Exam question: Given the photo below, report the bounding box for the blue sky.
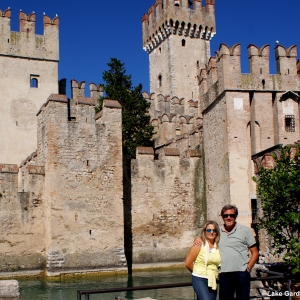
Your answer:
[1,0,300,97]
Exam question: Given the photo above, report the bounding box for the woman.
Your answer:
[185,221,221,300]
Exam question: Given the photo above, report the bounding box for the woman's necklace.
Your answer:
[207,240,216,253]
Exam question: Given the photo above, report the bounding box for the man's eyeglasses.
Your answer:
[222,214,236,218]
[206,229,217,233]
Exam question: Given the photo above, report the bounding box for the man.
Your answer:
[195,205,259,300]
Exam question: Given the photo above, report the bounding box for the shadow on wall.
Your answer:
[123,156,133,274]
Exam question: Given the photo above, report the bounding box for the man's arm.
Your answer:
[247,244,259,271]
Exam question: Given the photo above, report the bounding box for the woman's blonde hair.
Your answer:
[200,220,220,247]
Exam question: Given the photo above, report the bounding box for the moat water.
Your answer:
[19,268,196,300]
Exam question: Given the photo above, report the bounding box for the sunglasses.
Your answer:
[222,214,236,218]
[206,229,217,233]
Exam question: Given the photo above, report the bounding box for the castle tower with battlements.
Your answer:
[199,43,300,227]
[0,8,59,164]
[142,0,215,103]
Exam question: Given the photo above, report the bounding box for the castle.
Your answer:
[0,1,299,277]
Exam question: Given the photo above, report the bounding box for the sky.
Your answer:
[1,0,300,97]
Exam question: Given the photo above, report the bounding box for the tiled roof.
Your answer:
[137,147,154,155]
[95,110,103,120]
[103,100,122,109]
[0,164,18,173]
[28,166,45,175]
[188,150,202,157]
[164,148,179,156]
[75,97,96,106]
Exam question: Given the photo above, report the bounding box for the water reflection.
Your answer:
[19,269,196,300]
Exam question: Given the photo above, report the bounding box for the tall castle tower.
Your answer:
[142,0,215,103]
[0,8,59,164]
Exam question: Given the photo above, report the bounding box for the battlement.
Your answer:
[143,91,200,119]
[199,43,300,112]
[71,79,103,104]
[136,146,201,160]
[142,91,202,147]
[0,8,59,61]
[142,0,215,52]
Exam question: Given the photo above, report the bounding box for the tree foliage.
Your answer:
[96,58,154,159]
[253,146,300,275]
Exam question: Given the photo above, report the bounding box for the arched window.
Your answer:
[182,39,186,47]
[30,78,38,88]
[174,0,180,7]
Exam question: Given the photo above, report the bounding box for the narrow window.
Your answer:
[158,75,162,87]
[159,47,161,53]
[285,115,295,132]
[251,199,258,224]
[30,78,38,88]
[182,39,186,47]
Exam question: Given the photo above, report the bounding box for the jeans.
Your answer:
[219,271,250,300]
[192,276,217,300]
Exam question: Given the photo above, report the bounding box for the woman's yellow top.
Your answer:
[192,243,221,290]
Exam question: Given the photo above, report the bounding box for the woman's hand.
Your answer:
[185,245,201,273]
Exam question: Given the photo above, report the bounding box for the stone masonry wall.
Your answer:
[0,96,125,276]
[202,94,230,222]
[35,97,125,275]
[131,147,204,265]
[200,43,300,228]
[0,10,59,164]
[0,164,45,273]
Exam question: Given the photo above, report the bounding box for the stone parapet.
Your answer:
[0,9,59,61]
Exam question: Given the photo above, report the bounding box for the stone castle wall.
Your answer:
[0,164,45,272]
[0,95,125,275]
[131,146,205,265]
[199,43,300,226]
[0,9,59,164]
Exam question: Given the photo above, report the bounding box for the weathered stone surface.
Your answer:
[131,149,205,265]
[0,280,19,299]
[199,42,300,237]
[0,98,125,275]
